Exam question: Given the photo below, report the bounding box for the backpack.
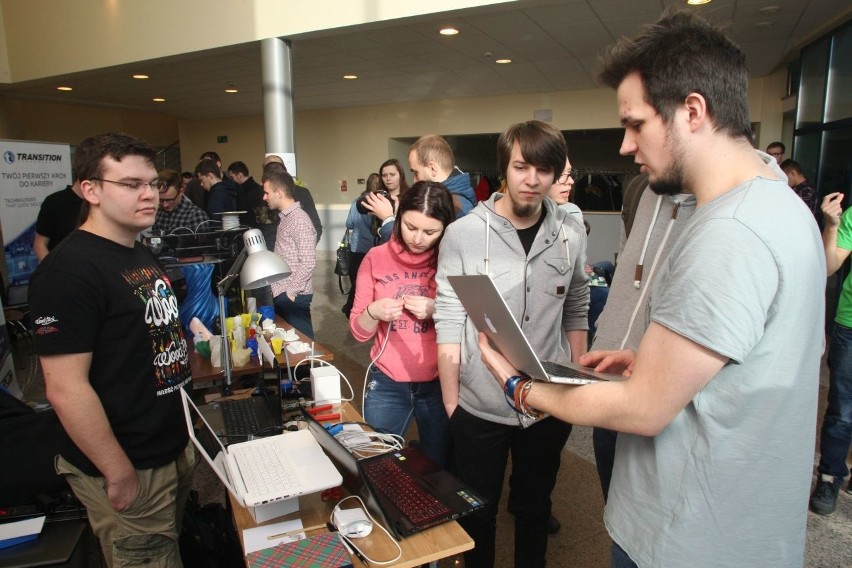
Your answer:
[179,490,244,568]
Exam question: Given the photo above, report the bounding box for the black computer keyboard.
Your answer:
[221,398,267,437]
[361,458,450,525]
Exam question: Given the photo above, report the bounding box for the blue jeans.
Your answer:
[363,366,451,469]
[611,542,639,568]
[273,293,314,339]
[817,322,852,479]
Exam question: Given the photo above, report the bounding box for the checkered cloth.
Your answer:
[246,532,353,568]
[270,202,316,299]
[153,196,209,234]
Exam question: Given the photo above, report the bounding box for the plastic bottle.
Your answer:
[246,328,258,357]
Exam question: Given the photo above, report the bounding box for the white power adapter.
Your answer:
[310,365,342,404]
[332,506,373,538]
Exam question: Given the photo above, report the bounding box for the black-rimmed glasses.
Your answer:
[557,169,581,184]
[91,177,165,192]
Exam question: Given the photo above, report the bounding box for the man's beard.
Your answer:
[512,202,539,218]
[649,127,686,196]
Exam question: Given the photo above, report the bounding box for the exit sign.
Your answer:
[217,135,228,143]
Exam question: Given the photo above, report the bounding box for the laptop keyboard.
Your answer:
[541,360,603,382]
[222,398,269,437]
[229,442,298,497]
[361,458,450,525]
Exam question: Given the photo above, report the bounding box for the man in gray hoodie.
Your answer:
[434,120,589,568]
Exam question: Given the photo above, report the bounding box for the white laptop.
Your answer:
[447,274,623,385]
[181,389,341,508]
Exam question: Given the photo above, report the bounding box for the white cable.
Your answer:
[328,495,402,566]
[361,327,392,423]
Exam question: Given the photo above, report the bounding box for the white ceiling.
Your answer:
[1,0,850,120]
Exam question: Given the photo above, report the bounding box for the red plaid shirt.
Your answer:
[270,202,316,299]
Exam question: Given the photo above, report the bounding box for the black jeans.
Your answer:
[342,251,367,318]
[592,427,618,502]
[451,406,571,568]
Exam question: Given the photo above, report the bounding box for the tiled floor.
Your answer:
[12,254,851,567]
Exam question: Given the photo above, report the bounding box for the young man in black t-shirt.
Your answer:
[33,180,84,261]
[30,132,194,567]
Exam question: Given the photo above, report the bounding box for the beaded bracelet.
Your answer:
[517,379,543,419]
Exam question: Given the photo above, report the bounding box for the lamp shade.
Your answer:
[239,229,291,289]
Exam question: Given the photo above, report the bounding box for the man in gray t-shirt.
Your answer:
[476,12,824,567]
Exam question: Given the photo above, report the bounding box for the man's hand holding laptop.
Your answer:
[476,332,635,389]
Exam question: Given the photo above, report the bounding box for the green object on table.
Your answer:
[195,340,211,359]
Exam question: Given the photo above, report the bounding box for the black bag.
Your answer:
[179,490,243,568]
[0,389,70,507]
[334,230,352,295]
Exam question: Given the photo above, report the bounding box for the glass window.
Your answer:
[818,127,852,204]
[797,36,830,129]
[825,24,852,123]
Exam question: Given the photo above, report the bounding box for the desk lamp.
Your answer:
[217,229,290,395]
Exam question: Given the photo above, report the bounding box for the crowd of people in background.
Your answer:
[22,9,851,568]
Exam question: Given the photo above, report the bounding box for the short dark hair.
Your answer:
[199,151,221,163]
[767,142,786,154]
[780,159,803,175]
[496,120,567,182]
[393,181,455,256]
[74,132,156,182]
[227,161,249,177]
[410,135,454,172]
[262,162,287,177]
[597,10,751,140]
[181,171,193,180]
[157,169,181,192]
[261,169,295,198]
[379,158,409,195]
[196,159,221,178]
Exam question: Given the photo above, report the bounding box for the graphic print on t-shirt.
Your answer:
[122,267,191,395]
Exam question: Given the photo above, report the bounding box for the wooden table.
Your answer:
[188,317,334,387]
[228,402,473,567]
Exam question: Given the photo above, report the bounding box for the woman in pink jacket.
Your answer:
[349,181,455,468]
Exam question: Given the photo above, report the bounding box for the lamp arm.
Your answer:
[216,245,249,396]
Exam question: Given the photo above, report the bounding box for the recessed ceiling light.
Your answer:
[439,27,459,36]
[686,0,712,5]
[343,74,358,80]
[225,88,239,93]
[495,58,512,64]
[57,86,73,91]
[132,74,149,80]
[152,98,166,102]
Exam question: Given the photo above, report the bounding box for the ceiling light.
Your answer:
[343,74,358,80]
[439,27,459,36]
[686,0,712,5]
[495,58,512,64]
[57,86,73,91]
[132,74,149,79]
[152,98,166,102]
[224,88,239,93]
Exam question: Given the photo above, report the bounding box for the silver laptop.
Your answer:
[181,389,341,508]
[447,274,622,385]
